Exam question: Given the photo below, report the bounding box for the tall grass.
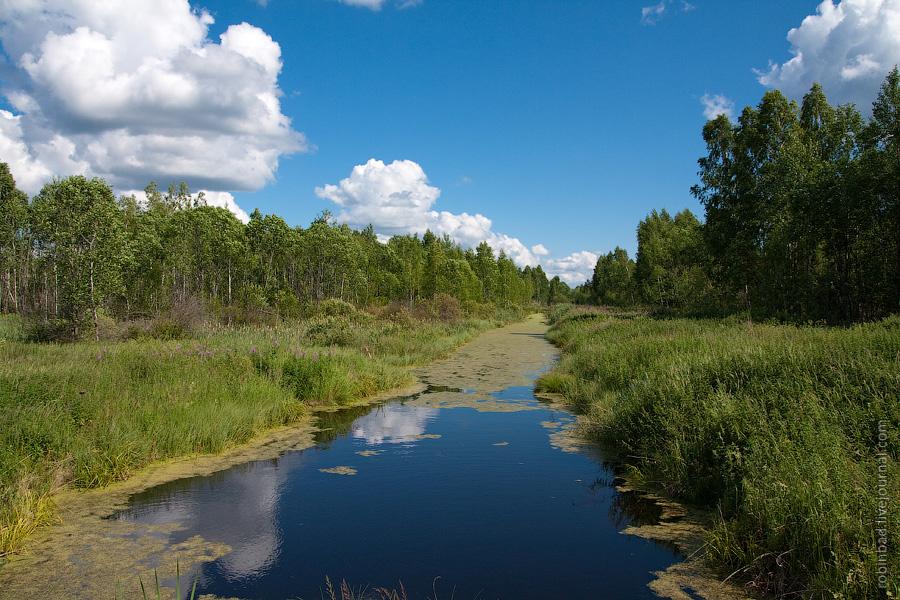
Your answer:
[540,307,900,599]
[0,307,515,557]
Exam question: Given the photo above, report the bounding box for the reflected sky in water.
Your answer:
[114,386,680,600]
[350,403,439,445]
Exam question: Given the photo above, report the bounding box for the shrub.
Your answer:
[319,298,357,318]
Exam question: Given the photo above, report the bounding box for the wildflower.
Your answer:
[274,340,278,346]
[97,354,102,361]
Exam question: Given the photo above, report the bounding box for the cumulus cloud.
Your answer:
[701,93,735,120]
[120,188,251,224]
[757,0,900,108]
[316,159,598,285]
[0,0,306,224]
[201,191,252,224]
[541,251,599,287]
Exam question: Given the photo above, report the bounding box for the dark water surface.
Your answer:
[113,383,681,600]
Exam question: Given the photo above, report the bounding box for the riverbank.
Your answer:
[537,305,900,599]
[0,306,523,559]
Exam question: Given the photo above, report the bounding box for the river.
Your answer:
[0,315,690,599]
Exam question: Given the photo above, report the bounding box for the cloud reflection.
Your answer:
[351,403,439,445]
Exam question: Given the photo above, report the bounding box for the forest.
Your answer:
[580,68,900,324]
[0,171,570,342]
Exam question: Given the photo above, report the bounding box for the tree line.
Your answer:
[580,67,900,323]
[0,175,568,341]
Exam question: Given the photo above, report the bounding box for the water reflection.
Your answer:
[351,403,439,445]
[114,452,310,583]
[112,384,681,600]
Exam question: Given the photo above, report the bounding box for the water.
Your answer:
[112,384,682,600]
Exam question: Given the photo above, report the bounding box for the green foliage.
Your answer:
[281,352,355,406]
[545,314,900,598]
[31,175,126,341]
[0,165,542,343]
[590,246,635,307]
[692,70,900,321]
[635,209,708,309]
[0,163,29,316]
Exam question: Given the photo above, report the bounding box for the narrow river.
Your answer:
[0,315,683,599]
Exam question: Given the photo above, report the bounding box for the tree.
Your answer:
[472,241,499,302]
[635,209,707,309]
[865,66,900,316]
[591,247,635,307]
[32,176,125,340]
[0,163,30,314]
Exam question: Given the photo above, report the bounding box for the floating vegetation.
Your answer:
[318,466,358,475]
[355,450,384,457]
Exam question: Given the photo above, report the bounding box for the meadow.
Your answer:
[0,300,523,558]
[537,305,900,599]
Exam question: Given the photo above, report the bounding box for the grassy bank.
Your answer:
[538,305,900,599]
[0,304,523,557]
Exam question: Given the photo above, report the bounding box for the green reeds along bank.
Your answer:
[0,309,512,558]
[540,307,900,599]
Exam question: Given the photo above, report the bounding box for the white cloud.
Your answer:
[0,0,306,201]
[203,191,252,224]
[541,251,599,287]
[332,0,422,9]
[316,159,598,286]
[641,0,694,25]
[120,188,251,224]
[315,158,442,237]
[641,1,668,25]
[757,0,900,109]
[701,93,735,120]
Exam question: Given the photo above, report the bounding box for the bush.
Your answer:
[319,298,357,318]
[23,315,73,343]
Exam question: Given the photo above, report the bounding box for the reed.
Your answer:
[544,307,900,599]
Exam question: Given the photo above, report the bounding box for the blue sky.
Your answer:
[2,1,899,284]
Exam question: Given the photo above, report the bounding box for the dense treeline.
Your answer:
[582,68,900,322]
[0,173,566,341]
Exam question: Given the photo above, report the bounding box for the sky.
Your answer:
[1,0,899,286]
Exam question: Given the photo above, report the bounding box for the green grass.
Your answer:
[0,307,519,557]
[540,306,900,599]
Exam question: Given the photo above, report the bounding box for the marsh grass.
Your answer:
[315,575,469,600]
[544,307,900,599]
[0,309,513,557]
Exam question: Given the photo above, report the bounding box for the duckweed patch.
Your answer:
[318,466,357,475]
